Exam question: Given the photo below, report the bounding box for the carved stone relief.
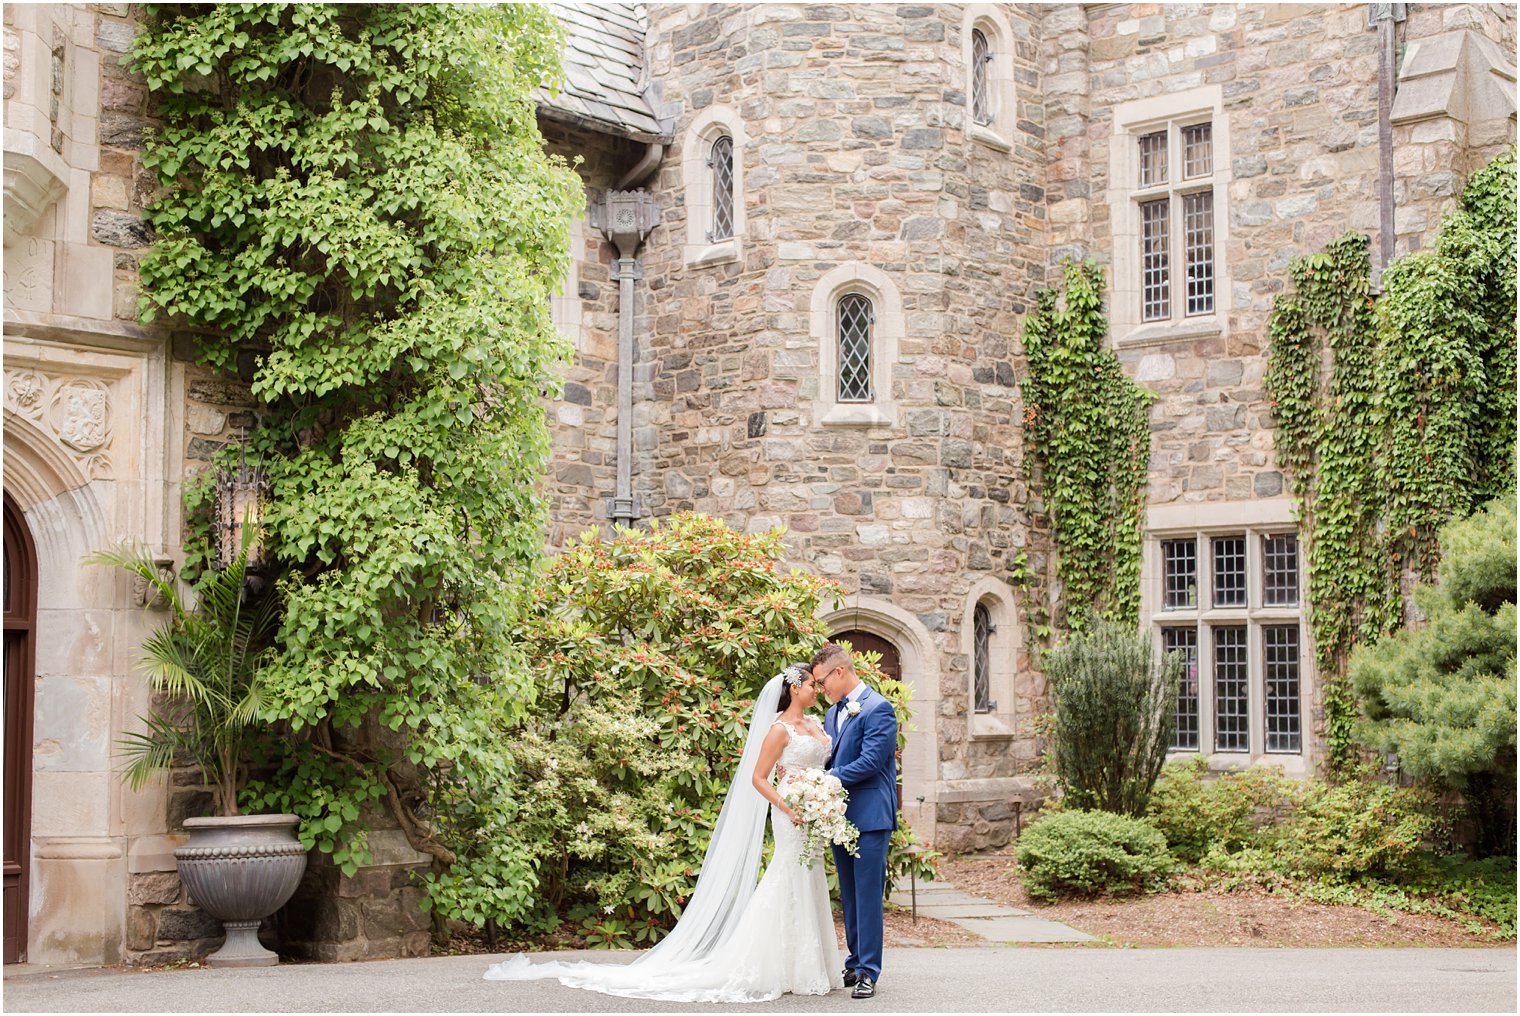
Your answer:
[4,369,114,478]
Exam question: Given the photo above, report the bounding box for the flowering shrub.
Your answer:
[439,513,934,944]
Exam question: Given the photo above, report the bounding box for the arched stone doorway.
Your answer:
[820,598,940,845]
[4,492,38,964]
[832,629,902,810]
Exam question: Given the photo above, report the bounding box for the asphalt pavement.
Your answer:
[4,946,1515,1013]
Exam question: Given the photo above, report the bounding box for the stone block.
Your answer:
[128,871,182,906]
[125,907,157,952]
[91,210,152,247]
[156,906,223,942]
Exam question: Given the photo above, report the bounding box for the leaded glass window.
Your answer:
[1182,122,1213,179]
[1141,199,1171,322]
[837,294,873,403]
[971,29,992,126]
[1264,625,1301,752]
[1151,525,1308,758]
[973,602,994,713]
[1163,626,1200,751]
[1162,538,1198,610]
[1213,625,1249,752]
[1138,130,1168,187]
[1263,534,1299,606]
[1212,535,1246,608]
[1183,190,1214,316]
[708,135,734,243]
[1132,119,1216,326]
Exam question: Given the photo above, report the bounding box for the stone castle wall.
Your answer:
[630,3,1054,836]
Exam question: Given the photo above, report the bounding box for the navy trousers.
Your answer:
[833,828,890,981]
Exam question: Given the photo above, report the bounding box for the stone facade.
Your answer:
[3,1,1514,966]
[538,1,1514,838]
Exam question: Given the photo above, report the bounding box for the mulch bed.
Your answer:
[939,853,1511,949]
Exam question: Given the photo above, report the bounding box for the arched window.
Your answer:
[972,601,994,713]
[971,29,992,126]
[708,134,734,243]
[836,293,874,403]
[682,107,746,267]
[962,7,1015,150]
[811,263,901,427]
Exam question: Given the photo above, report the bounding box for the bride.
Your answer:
[484,663,844,1002]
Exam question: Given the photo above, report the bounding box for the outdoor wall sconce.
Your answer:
[211,436,271,589]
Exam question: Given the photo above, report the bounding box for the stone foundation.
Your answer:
[933,777,1045,853]
[277,829,433,963]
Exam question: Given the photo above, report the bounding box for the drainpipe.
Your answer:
[589,190,660,529]
[615,142,665,191]
[1371,3,1407,291]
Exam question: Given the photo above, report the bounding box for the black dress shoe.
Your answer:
[851,977,876,999]
[842,970,860,988]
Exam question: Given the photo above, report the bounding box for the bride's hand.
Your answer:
[783,806,804,827]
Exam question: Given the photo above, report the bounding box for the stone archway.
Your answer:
[819,598,940,844]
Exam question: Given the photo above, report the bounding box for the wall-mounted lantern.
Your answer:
[211,437,270,584]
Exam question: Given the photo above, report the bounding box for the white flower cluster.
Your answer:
[781,769,861,867]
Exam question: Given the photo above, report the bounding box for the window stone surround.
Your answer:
[679,104,746,268]
[1107,84,1233,347]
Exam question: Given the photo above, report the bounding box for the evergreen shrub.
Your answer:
[1043,621,1181,816]
[1015,809,1174,901]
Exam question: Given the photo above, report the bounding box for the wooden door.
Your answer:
[3,493,36,964]
[832,629,903,810]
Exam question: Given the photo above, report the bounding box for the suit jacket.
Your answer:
[825,684,899,833]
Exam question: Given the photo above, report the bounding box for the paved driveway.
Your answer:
[4,946,1515,1012]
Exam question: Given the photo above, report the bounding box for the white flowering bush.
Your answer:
[782,769,860,867]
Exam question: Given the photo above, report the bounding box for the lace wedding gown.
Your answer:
[484,718,844,1003]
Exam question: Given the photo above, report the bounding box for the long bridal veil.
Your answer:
[483,672,787,999]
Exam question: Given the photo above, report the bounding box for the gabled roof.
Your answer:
[538,3,667,143]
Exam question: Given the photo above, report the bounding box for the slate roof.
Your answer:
[538,3,667,143]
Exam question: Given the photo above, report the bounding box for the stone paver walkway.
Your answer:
[889,877,1095,943]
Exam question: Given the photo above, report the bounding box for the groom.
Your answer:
[813,643,897,1000]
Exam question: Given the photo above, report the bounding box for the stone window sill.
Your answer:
[820,402,898,428]
[970,712,1017,740]
[968,123,1013,153]
[685,238,741,269]
[1117,317,1224,348]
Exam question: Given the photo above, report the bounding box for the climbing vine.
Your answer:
[131,3,580,882]
[1020,260,1155,632]
[1265,148,1517,772]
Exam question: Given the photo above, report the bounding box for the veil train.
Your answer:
[482,673,787,1001]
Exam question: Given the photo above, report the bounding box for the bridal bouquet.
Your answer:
[781,769,861,867]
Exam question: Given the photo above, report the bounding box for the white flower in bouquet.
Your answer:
[781,769,861,867]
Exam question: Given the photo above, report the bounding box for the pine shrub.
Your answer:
[1043,621,1181,816]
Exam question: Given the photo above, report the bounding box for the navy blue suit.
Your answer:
[826,684,897,983]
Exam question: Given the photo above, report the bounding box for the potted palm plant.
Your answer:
[91,545,306,968]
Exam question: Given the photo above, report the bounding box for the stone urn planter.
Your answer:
[175,814,308,968]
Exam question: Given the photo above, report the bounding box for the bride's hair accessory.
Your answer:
[781,664,809,688]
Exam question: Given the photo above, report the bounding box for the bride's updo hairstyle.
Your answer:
[775,663,812,712]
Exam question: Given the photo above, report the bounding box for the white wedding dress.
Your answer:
[484,675,844,1003]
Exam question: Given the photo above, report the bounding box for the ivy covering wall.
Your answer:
[1020,261,1155,632]
[131,4,580,878]
[1265,149,1517,771]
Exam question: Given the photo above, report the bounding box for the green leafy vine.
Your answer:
[1265,149,1517,772]
[1020,260,1155,632]
[130,3,580,886]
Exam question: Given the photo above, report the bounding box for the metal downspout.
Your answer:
[589,189,660,529]
[1372,3,1407,290]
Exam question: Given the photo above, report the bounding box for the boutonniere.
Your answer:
[845,701,862,717]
